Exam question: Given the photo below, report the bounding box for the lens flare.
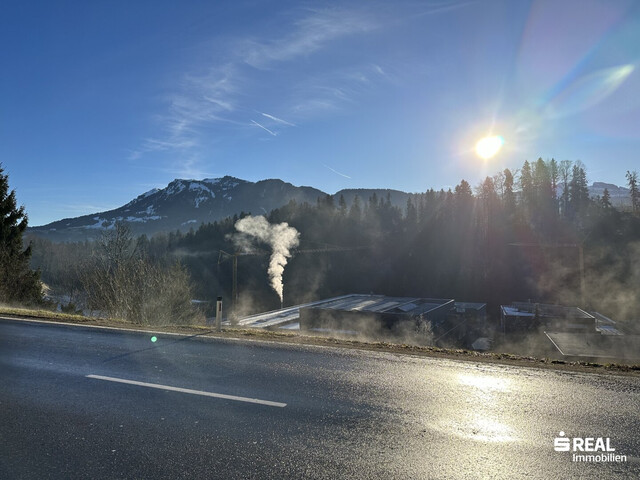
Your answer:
[475,135,504,159]
[151,336,157,343]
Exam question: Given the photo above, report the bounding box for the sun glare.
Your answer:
[475,135,504,159]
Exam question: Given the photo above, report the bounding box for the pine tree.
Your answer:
[549,158,559,200]
[338,194,347,217]
[0,164,42,304]
[568,162,589,220]
[348,195,361,222]
[503,168,516,217]
[405,197,417,226]
[520,160,534,217]
[626,170,639,212]
[601,188,612,209]
[559,160,572,218]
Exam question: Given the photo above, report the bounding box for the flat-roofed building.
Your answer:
[500,302,596,335]
[546,332,640,362]
[299,294,454,337]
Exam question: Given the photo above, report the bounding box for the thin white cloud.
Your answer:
[416,1,475,17]
[59,203,120,213]
[251,120,278,136]
[240,7,377,68]
[261,112,296,127]
[288,64,388,117]
[131,6,387,168]
[323,164,352,179]
[162,156,218,179]
[372,64,385,76]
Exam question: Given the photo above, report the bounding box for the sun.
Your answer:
[475,135,504,159]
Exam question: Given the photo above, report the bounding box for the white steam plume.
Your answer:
[234,216,300,302]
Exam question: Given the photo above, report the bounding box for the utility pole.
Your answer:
[218,249,265,321]
[218,245,371,317]
[232,254,238,314]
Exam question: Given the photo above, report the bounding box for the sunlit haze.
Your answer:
[2,0,639,225]
[475,136,505,159]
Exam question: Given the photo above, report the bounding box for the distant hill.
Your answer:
[27,176,632,242]
[587,182,631,206]
[28,176,325,242]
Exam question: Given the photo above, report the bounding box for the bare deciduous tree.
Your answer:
[81,223,201,325]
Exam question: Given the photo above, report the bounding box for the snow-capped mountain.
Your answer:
[27,177,633,242]
[29,176,325,242]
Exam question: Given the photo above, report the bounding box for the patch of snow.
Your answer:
[141,188,160,199]
[125,215,162,222]
[188,182,215,208]
[194,195,211,208]
[220,180,239,190]
[124,188,161,208]
[182,219,198,226]
[137,205,156,215]
[86,218,108,229]
[189,182,213,194]
[166,180,186,196]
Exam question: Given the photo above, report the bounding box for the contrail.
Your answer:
[251,120,277,136]
[323,164,351,179]
[261,112,295,126]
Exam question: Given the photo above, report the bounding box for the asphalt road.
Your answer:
[1,317,639,479]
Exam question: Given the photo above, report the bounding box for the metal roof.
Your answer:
[502,303,595,320]
[307,295,454,315]
[234,294,454,329]
[509,302,594,319]
[546,332,640,360]
[501,306,535,318]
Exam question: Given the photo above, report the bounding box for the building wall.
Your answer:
[299,307,422,337]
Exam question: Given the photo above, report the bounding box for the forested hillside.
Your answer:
[29,159,640,328]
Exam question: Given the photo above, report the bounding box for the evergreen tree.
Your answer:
[348,195,362,222]
[520,160,534,218]
[338,194,347,217]
[0,165,42,304]
[533,158,552,204]
[627,170,639,212]
[549,158,559,200]
[405,197,417,226]
[478,176,499,237]
[454,179,473,199]
[503,168,516,217]
[601,188,612,209]
[559,160,572,218]
[568,162,589,219]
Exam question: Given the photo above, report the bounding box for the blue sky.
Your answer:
[2,0,639,226]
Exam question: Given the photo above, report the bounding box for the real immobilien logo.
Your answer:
[554,431,628,463]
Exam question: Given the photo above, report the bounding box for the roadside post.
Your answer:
[215,296,223,332]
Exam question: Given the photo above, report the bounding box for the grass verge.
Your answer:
[2,307,639,376]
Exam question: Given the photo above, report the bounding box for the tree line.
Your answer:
[9,160,640,328]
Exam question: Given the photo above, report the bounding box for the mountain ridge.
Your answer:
[27,176,631,242]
